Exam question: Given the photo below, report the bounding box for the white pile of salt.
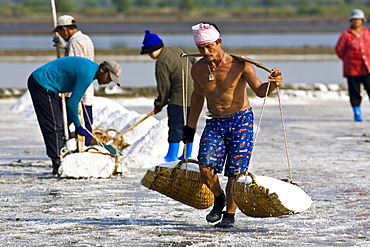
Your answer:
[238,174,313,213]
[60,152,121,178]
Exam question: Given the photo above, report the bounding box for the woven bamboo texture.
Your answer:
[141,159,214,209]
[232,171,296,218]
[91,127,130,151]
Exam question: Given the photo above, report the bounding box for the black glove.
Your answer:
[182,125,195,143]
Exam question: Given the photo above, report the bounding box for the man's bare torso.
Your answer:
[193,54,251,116]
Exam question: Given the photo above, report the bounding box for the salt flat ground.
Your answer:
[0,96,369,247]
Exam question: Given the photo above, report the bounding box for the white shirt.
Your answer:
[65,31,95,106]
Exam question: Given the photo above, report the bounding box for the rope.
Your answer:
[249,82,271,163]
[276,87,293,181]
[249,81,293,181]
[181,55,190,161]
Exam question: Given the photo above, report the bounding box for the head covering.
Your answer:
[349,9,366,22]
[140,30,164,54]
[192,23,220,46]
[103,61,122,86]
[52,15,76,32]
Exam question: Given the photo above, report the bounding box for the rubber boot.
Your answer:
[353,106,363,122]
[51,158,61,175]
[206,191,226,223]
[164,142,180,162]
[178,142,193,160]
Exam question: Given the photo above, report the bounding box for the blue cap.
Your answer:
[140,30,164,54]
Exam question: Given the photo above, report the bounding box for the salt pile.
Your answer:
[11,91,200,178]
[60,152,122,178]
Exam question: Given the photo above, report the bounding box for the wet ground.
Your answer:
[0,97,370,246]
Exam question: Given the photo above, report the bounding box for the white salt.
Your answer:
[60,152,124,179]
[238,174,313,213]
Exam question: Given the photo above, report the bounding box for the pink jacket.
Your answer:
[335,27,370,77]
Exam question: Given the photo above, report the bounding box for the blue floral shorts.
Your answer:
[198,108,254,177]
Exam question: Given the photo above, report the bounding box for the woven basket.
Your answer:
[91,127,130,151]
[232,171,311,218]
[141,159,214,209]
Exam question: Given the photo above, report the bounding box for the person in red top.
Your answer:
[335,9,370,122]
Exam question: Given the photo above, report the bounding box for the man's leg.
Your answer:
[214,177,237,228]
[83,104,93,146]
[199,165,226,223]
[225,177,238,214]
[199,165,222,195]
[28,75,64,174]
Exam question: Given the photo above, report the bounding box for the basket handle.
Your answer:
[93,126,105,134]
[177,159,200,166]
[235,171,257,184]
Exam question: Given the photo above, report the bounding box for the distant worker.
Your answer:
[27,57,122,174]
[52,15,95,144]
[140,30,197,162]
[335,9,370,122]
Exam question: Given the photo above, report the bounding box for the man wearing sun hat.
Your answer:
[140,30,197,162]
[52,15,96,146]
[27,57,122,175]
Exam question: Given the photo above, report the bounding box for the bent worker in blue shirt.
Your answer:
[27,56,122,174]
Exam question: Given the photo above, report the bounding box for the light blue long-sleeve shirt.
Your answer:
[32,56,99,128]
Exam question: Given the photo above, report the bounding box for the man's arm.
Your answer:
[243,63,282,98]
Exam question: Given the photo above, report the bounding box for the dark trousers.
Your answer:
[347,75,370,107]
[27,75,65,159]
[167,104,190,143]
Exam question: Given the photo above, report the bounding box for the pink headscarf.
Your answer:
[192,23,220,46]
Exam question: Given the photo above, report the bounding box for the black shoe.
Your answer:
[206,192,226,223]
[214,212,235,228]
[51,158,61,175]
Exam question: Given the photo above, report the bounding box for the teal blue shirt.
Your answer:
[32,57,99,128]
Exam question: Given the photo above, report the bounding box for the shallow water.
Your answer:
[0,33,340,50]
[1,96,370,246]
[0,59,345,89]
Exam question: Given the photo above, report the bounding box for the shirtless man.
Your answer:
[182,22,283,228]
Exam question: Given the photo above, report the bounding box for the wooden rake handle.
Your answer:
[112,111,155,141]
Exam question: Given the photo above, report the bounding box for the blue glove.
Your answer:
[76,126,89,137]
[182,125,195,143]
